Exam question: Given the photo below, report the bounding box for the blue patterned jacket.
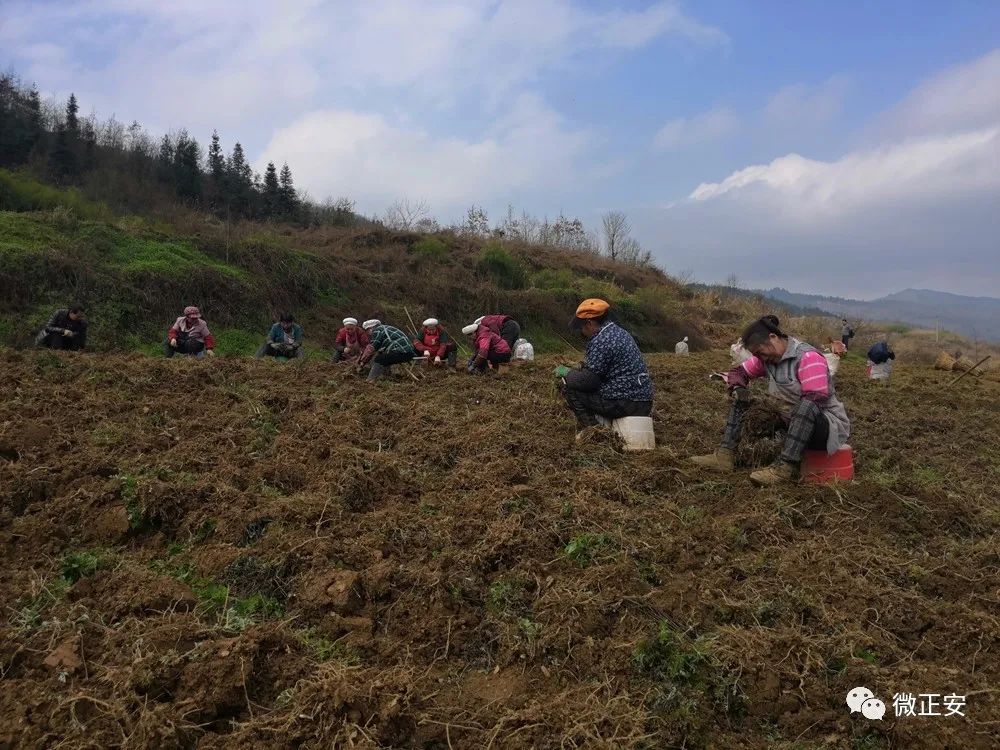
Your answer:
[583,322,653,402]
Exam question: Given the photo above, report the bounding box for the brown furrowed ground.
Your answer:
[1,349,998,749]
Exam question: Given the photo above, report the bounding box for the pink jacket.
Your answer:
[474,328,510,359]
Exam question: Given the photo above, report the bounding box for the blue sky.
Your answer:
[3,1,999,298]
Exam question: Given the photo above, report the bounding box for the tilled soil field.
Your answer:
[1,349,997,749]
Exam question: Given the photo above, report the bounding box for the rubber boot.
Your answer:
[367,362,386,382]
[689,447,735,473]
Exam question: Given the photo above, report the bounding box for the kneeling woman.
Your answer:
[690,316,851,486]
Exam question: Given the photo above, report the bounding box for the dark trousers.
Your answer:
[841,336,850,348]
[257,342,303,359]
[164,337,205,358]
[499,320,521,351]
[563,388,652,428]
[721,399,829,462]
[41,333,84,351]
[374,349,414,369]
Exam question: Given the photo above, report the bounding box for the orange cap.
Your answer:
[574,298,610,319]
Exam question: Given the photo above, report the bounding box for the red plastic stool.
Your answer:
[802,445,854,484]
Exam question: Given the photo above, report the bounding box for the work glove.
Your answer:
[170,339,178,348]
[206,350,215,357]
[730,386,751,403]
[434,356,442,365]
[269,341,280,350]
[63,329,74,337]
[467,362,477,374]
[553,365,571,379]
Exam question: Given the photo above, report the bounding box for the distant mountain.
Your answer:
[762,288,1000,342]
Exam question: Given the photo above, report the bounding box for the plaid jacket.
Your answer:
[370,325,416,355]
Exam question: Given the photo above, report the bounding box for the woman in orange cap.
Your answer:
[557,298,653,439]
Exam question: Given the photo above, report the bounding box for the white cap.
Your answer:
[362,319,380,330]
[343,317,358,326]
[474,316,484,325]
[423,318,439,327]
[462,323,479,335]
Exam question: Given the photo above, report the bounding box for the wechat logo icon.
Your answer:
[847,687,885,720]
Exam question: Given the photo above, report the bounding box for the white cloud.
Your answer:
[257,93,597,214]
[689,128,1000,219]
[647,49,1000,297]
[876,48,1000,137]
[597,1,728,48]
[653,107,738,150]
[763,75,850,127]
[1,0,726,130]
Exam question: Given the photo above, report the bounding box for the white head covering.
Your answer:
[343,317,358,326]
[462,323,479,336]
[422,318,439,327]
[474,316,484,325]
[362,319,380,330]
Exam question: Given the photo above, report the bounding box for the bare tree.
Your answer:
[619,236,652,267]
[463,204,489,236]
[674,268,696,285]
[601,211,631,261]
[383,197,429,230]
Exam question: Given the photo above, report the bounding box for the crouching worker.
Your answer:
[165,306,214,358]
[414,318,457,367]
[690,315,851,486]
[332,317,369,363]
[36,304,87,351]
[357,319,416,381]
[867,340,895,381]
[463,322,511,373]
[475,314,521,352]
[557,299,653,440]
[256,313,303,359]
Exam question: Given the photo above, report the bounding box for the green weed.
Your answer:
[487,578,523,614]
[412,237,448,261]
[297,630,362,665]
[563,533,612,566]
[478,245,526,290]
[633,621,746,722]
[59,550,111,583]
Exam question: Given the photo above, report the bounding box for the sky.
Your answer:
[2,0,999,299]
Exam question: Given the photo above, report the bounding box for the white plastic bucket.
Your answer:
[612,416,655,451]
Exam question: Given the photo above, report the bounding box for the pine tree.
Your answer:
[172,130,202,202]
[262,162,280,218]
[65,93,79,135]
[278,163,298,217]
[48,122,76,183]
[226,142,254,216]
[156,134,174,184]
[26,87,43,150]
[80,119,97,172]
[208,131,225,180]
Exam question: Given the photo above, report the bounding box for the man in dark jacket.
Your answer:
[557,298,653,440]
[840,319,855,348]
[256,313,304,359]
[36,305,87,350]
